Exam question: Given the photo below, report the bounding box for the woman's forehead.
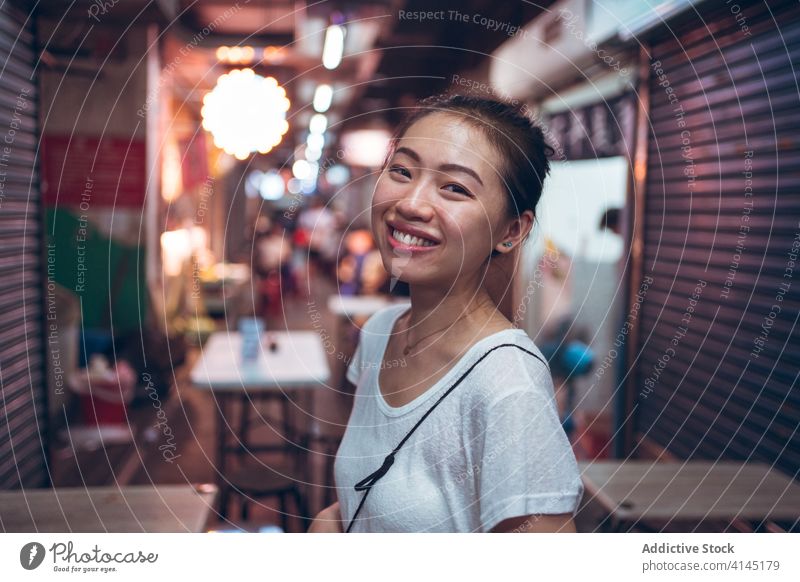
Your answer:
[397,113,502,177]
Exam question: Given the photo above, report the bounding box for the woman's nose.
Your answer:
[394,181,435,222]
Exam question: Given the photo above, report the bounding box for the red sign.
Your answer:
[42,135,146,208]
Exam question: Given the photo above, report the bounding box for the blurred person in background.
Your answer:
[297,196,337,278]
[337,229,389,296]
[253,215,292,319]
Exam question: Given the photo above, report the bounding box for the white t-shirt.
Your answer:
[334,304,584,532]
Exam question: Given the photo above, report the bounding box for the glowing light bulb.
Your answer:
[313,84,333,112]
[201,69,291,160]
[309,113,328,134]
[322,25,344,70]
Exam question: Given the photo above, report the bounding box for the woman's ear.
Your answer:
[494,209,534,254]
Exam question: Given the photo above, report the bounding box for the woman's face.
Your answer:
[371,112,518,289]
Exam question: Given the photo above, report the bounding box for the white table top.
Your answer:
[327,295,409,318]
[190,331,331,391]
[579,460,800,522]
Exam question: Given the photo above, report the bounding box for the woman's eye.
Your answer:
[388,165,410,178]
[442,183,472,196]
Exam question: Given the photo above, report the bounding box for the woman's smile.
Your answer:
[386,220,441,253]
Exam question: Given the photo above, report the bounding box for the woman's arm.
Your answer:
[307,501,343,533]
[491,513,576,533]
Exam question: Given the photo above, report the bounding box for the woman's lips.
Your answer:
[387,226,441,252]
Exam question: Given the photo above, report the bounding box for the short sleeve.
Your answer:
[476,381,584,532]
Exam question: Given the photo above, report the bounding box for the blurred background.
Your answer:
[0,0,798,533]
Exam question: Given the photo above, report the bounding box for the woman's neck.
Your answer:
[404,280,499,339]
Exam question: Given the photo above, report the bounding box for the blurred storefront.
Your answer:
[490,0,800,474]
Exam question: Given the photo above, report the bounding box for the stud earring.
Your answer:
[503,242,513,248]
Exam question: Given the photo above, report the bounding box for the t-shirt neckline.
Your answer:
[375,304,527,417]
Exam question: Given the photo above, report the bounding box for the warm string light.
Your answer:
[201,69,290,160]
[215,45,256,64]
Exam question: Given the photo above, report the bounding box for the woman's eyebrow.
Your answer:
[394,146,484,186]
[438,163,484,187]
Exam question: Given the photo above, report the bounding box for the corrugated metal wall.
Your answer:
[0,1,48,488]
[634,0,800,477]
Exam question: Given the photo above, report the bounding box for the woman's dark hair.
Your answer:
[386,94,554,239]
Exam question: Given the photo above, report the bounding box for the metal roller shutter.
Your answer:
[0,1,48,489]
[633,0,800,477]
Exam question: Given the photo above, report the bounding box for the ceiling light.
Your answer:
[201,69,290,160]
[287,178,302,194]
[228,46,243,63]
[306,133,324,150]
[322,25,344,70]
[305,146,322,162]
[259,171,286,200]
[309,113,328,134]
[313,84,333,112]
[292,159,312,180]
[301,178,317,194]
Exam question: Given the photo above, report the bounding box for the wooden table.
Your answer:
[0,484,217,532]
[579,460,800,531]
[190,331,331,517]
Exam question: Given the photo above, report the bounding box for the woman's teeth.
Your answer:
[392,228,437,247]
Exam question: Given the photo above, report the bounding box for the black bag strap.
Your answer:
[345,343,549,533]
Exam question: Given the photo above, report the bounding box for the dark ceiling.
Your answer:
[32,0,553,156]
[356,0,551,125]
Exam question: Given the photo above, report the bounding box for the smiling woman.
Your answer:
[308,95,583,533]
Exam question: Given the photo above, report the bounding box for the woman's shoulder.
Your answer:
[464,329,554,406]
